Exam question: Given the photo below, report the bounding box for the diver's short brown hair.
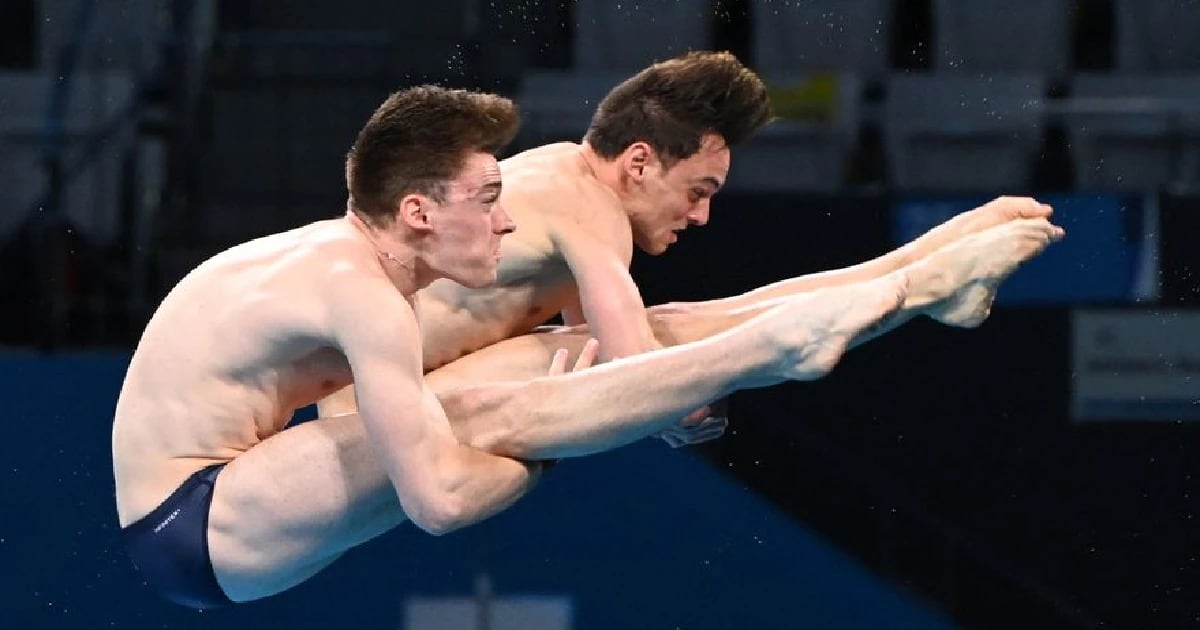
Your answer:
[584,51,772,168]
[346,86,519,225]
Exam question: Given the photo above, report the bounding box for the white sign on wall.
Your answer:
[1071,309,1200,422]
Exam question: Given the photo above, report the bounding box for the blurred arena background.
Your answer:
[1,1,1198,628]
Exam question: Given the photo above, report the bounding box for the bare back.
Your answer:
[112,220,382,526]
[416,143,632,369]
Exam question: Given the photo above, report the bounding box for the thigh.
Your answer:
[425,327,596,391]
[206,413,404,602]
[204,329,598,602]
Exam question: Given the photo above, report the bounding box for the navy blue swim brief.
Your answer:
[121,463,232,609]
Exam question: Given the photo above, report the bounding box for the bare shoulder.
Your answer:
[184,219,403,344]
[501,144,631,260]
[299,223,415,339]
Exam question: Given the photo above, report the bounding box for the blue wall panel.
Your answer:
[0,352,951,629]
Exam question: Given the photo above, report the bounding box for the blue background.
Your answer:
[0,351,949,629]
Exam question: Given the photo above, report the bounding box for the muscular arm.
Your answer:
[555,224,662,361]
[330,272,539,536]
[554,222,727,444]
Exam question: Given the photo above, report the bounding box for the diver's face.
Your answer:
[424,152,515,288]
[628,133,729,255]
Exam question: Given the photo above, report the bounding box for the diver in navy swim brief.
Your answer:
[121,464,231,609]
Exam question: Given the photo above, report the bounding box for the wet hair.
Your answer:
[346,85,519,225]
[584,51,772,168]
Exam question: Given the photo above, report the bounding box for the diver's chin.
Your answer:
[634,237,669,256]
[456,268,499,289]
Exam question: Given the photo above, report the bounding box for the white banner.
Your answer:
[1071,309,1200,421]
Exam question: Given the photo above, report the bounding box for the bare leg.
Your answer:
[661,196,1055,316]
[921,218,1065,328]
[485,215,1060,376]
[424,328,593,383]
[208,413,408,603]
[316,266,925,421]
[439,272,910,460]
[644,217,1064,349]
[317,331,585,417]
[643,276,926,352]
[320,214,1061,426]
[316,203,1060,419]
[208,398,542,600]
[206,272,910,601]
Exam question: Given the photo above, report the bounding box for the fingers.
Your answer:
[574,338,600,372]
[678,405,712,428]
[547,348,569,376]
[660,416,729,448]
[698,415,729,433]
[548,338,601,376]
[684,417,729,446]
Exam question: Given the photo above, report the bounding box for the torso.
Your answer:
[111,220,374,526]
[112,144,628,525]
[417,142,631,369]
